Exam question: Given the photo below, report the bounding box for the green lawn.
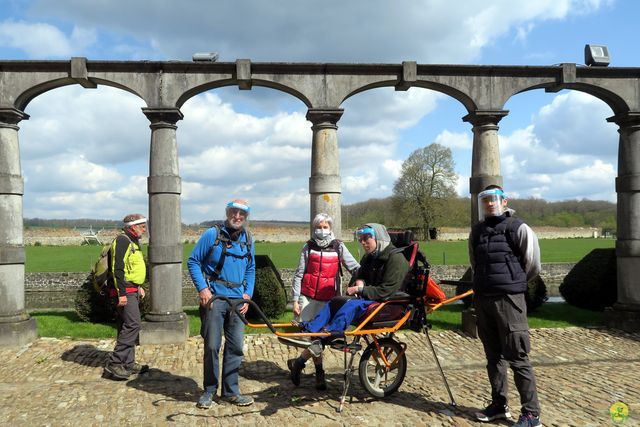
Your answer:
[24,237,615,272]
[29,303,604,339]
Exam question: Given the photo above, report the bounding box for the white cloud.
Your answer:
[25,175,148,221]
[497,94,617,202]
[24,154,123,193]
[534,91,617,158]
[28,0,608,63]
[456,173,469,196]
[435,130,472,150]
[20,85,148,164]
[0,20,96,58]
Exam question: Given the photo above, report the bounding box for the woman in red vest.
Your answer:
[288,213,359,390]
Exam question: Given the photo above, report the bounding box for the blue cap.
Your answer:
[226,201,251,213]
[356,226,376,237]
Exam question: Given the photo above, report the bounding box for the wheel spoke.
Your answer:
[373,370,383,389]
[359,340,407,398]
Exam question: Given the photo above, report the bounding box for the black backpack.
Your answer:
[204,224,253,285]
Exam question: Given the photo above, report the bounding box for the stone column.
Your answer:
[463,110,508,225]
[0,108,37,346]
[605,112,640,332]
[140,108,188,344]
[461,110,508,338]
[307,109,344,239]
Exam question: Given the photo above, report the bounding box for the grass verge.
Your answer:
[30,303,603,340]
[25,237,616,272]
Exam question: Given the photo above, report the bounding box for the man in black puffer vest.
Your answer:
[469,185,542,427]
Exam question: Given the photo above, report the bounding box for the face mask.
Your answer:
[314,228,331,239]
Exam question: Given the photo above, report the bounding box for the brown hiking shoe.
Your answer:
[129,362,149,375]
[104,362,131,380]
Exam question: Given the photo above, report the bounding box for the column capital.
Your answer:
[0,108,29,128]
[142,107,184,127]
[306,108,344,128]
[469,175,503,194]
[607,112,640,129]
[463,110,509,127]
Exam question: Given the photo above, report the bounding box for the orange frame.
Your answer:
[246,289,474,339]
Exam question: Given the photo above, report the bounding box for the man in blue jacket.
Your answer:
[188,199,256,408]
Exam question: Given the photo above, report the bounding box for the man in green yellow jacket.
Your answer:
[103,213,149,381]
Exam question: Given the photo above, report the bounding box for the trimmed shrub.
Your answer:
[248,255,287,320]
[456,267,548,312]
[75,274,150,323]
[74,274,117,323]
[560,248,617,311]
[526,275,548,312]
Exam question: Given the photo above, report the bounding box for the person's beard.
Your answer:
[226,219,244,230]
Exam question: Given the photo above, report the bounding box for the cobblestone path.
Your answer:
[1,327,638,426]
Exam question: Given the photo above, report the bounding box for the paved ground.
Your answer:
[0,327,638,426]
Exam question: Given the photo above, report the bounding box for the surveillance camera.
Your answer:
[192,52,219,62]
[584,44,610,67]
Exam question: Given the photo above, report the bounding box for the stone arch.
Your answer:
[340,79,477,113]
[14,77,146,112]
[14,78,80,111]
[175,79,312,109]
[509,82,630,116]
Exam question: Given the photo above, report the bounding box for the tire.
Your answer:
[358,338,407,398]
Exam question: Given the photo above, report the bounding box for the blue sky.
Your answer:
[0,0,633,223]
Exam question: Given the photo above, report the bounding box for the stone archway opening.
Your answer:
[177,86,312,227]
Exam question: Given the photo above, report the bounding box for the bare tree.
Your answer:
[393,143,457,239]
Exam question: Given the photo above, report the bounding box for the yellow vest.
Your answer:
[110,235,146,285]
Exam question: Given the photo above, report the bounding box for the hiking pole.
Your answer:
[338,337,360,413]
[424,325,457,407]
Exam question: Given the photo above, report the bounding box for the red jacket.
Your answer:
[301,240,341,301]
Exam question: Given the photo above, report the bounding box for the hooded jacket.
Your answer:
[355,223,409,301]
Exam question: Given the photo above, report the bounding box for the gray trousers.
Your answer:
[109,292,140,368]
[474,293,541,416]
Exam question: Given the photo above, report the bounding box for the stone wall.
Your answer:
[23,226,603,245]
[25,263,571,310]
[437,227,601,241]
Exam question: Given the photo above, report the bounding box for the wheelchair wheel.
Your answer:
[358,338,407,398]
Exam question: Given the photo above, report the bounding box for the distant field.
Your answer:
[24,237,616,272]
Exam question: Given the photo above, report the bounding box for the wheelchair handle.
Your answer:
[206,295,278,333]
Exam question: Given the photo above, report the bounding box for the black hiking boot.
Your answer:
[287,358,304,386]
[315,367,327,391]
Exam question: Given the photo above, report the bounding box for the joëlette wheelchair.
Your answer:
[212,231,473,412]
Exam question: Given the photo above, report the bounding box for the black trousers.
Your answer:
[474,293,540,416]
[109,292,140,368]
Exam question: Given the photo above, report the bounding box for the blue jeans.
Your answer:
[201,298,245,397]
[301,297,374,333]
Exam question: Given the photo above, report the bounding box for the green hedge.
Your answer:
[456,267,548,313]
[248,255,287,320]
[75,255,286,323]
[74,274,150,323]
[559,248,617,311]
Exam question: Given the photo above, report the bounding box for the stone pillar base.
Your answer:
[140,315,189,344]
[461,308,478,338]
[605,304,640,333]
[0,317,37,347]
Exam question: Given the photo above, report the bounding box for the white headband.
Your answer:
[125,218,147,227]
